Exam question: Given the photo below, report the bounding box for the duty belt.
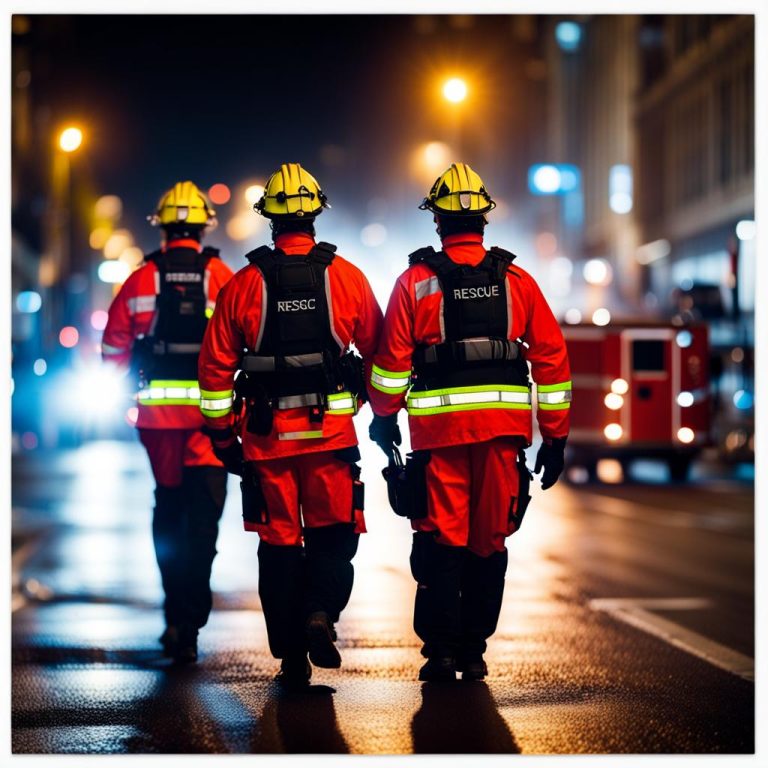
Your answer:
[417,337,521,366]
[241,352,323,372]
[151,341,202,355]
[276,391,356,413]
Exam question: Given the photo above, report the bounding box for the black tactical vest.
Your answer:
[141,245,218,380]
[240,242,345,398]
[409,245,529,391]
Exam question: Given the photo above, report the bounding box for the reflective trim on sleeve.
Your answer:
[415,275,441,301]
[371,364,411,394]
[102,342,128,356]
[126,295,157,315]
[407,384,531,416]
[137,379,201,406]
[537,381,572,407]
[199,387,234,418]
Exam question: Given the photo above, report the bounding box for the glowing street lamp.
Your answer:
[58,126,83,153]
[442,78,468,104]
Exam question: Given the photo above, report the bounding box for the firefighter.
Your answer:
[368,163,571,681]
[197,163,383,688]
[102,181,234,663]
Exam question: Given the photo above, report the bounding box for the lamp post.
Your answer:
[42,125,84,350]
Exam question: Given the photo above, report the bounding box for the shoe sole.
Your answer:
[306,622,341,669]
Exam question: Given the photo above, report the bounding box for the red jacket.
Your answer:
[369,232,571,450]
[102,238,234,429]
[197,232,384,461]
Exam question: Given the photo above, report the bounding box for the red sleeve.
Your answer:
[521,274,572,440]
[101,271,142,370]
[348,267,384,402]
[198,275,248,429]
[369,275,415,416]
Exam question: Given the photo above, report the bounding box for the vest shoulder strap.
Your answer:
[308,241,337,265]
[407,245,436,267]
[245,245,275,266]
[201,245,220,260]
[144,248,162,263]
[487,245,520,279]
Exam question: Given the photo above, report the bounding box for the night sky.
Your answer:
[16,14,546,258]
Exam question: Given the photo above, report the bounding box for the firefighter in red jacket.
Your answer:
[102,181,234,663]
[198,163,383,688]
[369,163,571,682]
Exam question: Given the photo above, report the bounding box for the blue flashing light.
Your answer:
[529,163,581,196]
[675,330,693,348]
[16,291,42,313]
[555,21,582,52]
[733,390,754,411]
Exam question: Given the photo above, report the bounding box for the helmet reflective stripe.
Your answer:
[255,163,330,219]
[407,384,531,416]
[419,162,496,215]
[150,181,216,227]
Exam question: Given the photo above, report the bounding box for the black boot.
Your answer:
[159,625,179,657]
[410,531,465,675]
[303,523,359,668]
[458,548,508,680]
[258,541,307,660]
[275,653,312,689]
[173,624,199,664]
[418,656,457,682]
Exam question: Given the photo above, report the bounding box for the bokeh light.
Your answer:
[442,77,468,103]
[59,326,79,348]
[244,184,265,205]
[90,310,109,331]
[360,223,388,248]
[33,359,47,376]
[104,229,133,260]
[58,126,83,152]
[94,195,123,221]
[209,183,231,205]
[592,307,611,326]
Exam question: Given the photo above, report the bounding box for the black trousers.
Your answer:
[152,466,228,630]
[257,523,359,659]
[410,531,508,660]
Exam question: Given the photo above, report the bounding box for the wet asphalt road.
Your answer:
[11,440,754,755]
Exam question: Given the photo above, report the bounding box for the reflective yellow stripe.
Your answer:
[538,402,571,411]
[327,392,357,415]
[537,381,572,406]
[138,380,200,406]
[278,430,324,441]
[407,384,531,416]
[199,387,233,417]
[371,364,411,394]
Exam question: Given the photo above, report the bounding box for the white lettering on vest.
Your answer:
[166,272,202,282]
[452,285,500,300]
[277,298,317,312]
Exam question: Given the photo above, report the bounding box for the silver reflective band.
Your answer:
[165,342,202,354]
[537,389,573,404]
[409,389,531,410]
[277,393,355,411]
[200,396,234,411]
[127,295,156,315]
[102,342,127,355]
[415,275,441,301]
[138,386,202,401]
[371,371,410,389]
[241,352,324,372]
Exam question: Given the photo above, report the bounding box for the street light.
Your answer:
[442,77,468,104]
[58,126,83,153]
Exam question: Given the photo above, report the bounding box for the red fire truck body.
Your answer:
[561,322,711,481]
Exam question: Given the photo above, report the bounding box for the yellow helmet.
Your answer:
[149,181,216,227]
[419,162,496,215]
[254,163,330,219]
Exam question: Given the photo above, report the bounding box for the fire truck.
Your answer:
[560,322,711,482]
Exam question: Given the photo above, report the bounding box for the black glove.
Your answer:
[202,426,244,476]
[369,413,402,458]
[534,437,567,490]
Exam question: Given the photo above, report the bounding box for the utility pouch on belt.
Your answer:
[334,446,366,533]
[509,449,533,531]
[241,463,268,526]
[382,447,430,520]
[235,372,274,436]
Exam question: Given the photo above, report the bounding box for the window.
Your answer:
[632,340,666,372]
